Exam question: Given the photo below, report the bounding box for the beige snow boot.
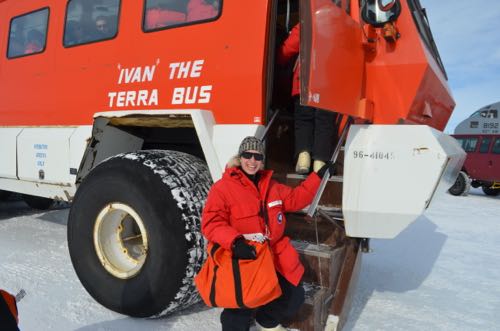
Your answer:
[256,322,287,331]
[295,151,311,174]
[313,160,326,173]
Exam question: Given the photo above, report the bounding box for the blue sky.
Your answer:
[420,0,500,133]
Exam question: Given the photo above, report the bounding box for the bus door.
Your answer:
[475,136,495,181]
[299,0,365,119]
[489,136,500,181]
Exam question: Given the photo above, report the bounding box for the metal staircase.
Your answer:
[283,171,363,331]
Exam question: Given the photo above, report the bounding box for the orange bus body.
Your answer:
[0,0,453,130]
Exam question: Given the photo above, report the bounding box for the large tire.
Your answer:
[0,190,12,201]
[68,150,212,317]
[448,171,471,196]
[482,186,500,196]
[23,194,54,210]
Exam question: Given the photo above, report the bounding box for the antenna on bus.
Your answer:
[286,0,291,32]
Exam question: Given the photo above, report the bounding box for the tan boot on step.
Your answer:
[256,322,287,331]
[295,151,311,174]
[313,160,326,173]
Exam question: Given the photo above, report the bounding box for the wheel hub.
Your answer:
[93,203,148,279]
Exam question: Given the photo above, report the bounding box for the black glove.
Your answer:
[317,161,335,177]
[232,238,257,260]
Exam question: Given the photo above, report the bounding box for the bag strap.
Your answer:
[231,257,248,309]
[209,243,220,307]
[259,181,271,239]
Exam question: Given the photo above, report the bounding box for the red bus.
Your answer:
[450,103,500,196]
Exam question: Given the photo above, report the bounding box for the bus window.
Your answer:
[493,138,500,154]
[143,0,221,31]
[455,137,478,152]
[479,109,498,119]
[64,0,120,47]
[479,137,492,153]
[471,107,499,119]
[7,8,49,58]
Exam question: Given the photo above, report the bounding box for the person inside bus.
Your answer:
[24,29,44,54]
[144,0,187,29]
[186,0,219,21]
[94,16,112,39]
[277,23,337,174]
[201,136,334,331]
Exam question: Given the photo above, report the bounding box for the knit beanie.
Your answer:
[238,136,265,156]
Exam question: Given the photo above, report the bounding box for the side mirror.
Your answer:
[361,0,401,28]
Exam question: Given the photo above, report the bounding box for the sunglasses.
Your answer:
[241,152,264,161]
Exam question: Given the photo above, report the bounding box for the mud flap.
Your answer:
[342,125,466,238]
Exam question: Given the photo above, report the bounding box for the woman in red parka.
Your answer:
[201,136,333,331]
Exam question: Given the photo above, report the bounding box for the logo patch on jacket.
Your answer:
[277,212,283,224]
[268,200,282,208]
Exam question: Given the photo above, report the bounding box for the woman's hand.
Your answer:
[232,238,257,260]
[317,161,335,177]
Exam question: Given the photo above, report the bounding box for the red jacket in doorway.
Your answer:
[277,23,301,97]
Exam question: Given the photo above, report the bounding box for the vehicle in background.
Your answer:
[450,102,500,196]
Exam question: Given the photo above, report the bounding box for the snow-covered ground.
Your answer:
[1,189,499,331]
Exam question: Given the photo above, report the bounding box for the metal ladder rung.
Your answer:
[286,173,343,183]
[317,208,345,232]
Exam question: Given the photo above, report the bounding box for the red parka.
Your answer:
[145,8,186,29]
[277,23,300,96]
[187,0,218,22]
[201,166,321,286]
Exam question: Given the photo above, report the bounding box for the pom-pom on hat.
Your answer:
[238,136,265,156]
